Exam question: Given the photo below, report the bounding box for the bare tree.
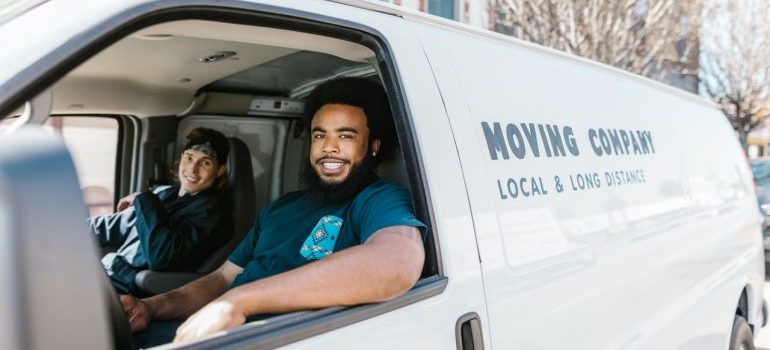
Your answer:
[491,0,700,82]
[700,0,770,153]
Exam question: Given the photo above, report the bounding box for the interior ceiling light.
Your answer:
[195,51,237,63]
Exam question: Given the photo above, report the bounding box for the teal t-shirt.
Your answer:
[227,179,426,289]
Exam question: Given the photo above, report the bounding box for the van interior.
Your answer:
[1,13,439,349]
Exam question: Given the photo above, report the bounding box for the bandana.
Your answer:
[183,135,228,163]
[187,141,219,161]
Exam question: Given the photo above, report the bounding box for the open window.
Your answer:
[45,116,120,215]
[0,4,444,349]
[1,114,135,215]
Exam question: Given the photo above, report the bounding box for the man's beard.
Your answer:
[301,155,379,204]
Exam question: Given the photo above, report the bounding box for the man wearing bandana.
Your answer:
[121,78,426,347]
[90,127,233,295]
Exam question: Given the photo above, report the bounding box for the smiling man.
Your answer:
[90,127,233,295]
[121,78,426,347]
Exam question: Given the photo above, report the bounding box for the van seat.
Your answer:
[376,146,410,189]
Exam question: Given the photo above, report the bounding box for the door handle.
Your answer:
[456,312,484,350]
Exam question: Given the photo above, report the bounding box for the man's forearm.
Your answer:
[146,271,230,321]
[221,227,424,316]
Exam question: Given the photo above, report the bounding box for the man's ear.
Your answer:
[370,139,382,156]
[217,163,227,177]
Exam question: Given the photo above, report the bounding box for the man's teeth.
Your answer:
[323,162,343,170]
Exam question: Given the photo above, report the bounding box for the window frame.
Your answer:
[0,1,446,348]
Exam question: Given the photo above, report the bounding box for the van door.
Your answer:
[415,21,729,349]
[258,4,491,349]
[0,1,489,348]
[0,126,114,349]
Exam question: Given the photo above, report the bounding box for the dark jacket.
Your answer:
[90,185,232,294]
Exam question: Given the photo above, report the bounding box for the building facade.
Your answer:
[381,0,490,28]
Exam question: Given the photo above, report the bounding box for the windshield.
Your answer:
[751,161,770,187]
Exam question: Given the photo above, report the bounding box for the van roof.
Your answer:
[329,0,716,109]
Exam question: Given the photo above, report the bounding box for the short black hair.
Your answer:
[303,77,397,163]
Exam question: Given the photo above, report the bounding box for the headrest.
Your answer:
[226,137,251,187]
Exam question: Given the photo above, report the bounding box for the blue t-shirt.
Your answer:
[227,179,426,289]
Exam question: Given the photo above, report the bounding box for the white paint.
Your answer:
[0,0,763,349]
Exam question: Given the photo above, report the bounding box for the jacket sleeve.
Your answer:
[89,210,133,247]
[132,191,229,270]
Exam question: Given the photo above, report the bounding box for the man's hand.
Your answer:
[120,294,153,332]
[173,298,246,343]
[116,192,139,212]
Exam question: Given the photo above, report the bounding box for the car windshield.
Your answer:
[751,161,770,187]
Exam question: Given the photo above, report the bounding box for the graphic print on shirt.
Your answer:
[300,215,343,260]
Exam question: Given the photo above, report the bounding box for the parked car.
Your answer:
[0,0,765,349]
[750,159,770,257]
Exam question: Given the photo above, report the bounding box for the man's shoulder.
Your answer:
[153,185,175,197]
[179,186,228,210]
[264,180,408,210]
[275,190,306,201]
[361,178,408,195]
[353,179,410,204]
[263,190,306,211]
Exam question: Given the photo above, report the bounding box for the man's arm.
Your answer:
[121,261,243,332]
[132,191,227,270]
[174,225,424,342]
[90,191,142,246]
[89,211,128,247]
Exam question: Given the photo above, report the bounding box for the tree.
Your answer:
[491,0,701,82]
[700,0,770,153]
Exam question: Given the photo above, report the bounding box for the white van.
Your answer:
[0,1,764,349]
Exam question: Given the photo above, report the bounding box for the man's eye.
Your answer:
[313,134,325,139]
[340,134,353,139]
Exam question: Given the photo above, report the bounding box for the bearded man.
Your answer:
[121,77,426,347]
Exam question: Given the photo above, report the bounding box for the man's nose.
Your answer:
[322,138,339,153]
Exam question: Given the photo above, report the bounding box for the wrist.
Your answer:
[220,289,250,317]
[143,298,158,319]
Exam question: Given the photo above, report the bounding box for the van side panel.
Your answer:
[669,102,765,331]
[416,20,763,349]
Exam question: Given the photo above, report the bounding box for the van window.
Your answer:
[44,117,119,215]
[0,116,119,215]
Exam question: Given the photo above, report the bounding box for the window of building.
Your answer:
[428,0,456,20]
